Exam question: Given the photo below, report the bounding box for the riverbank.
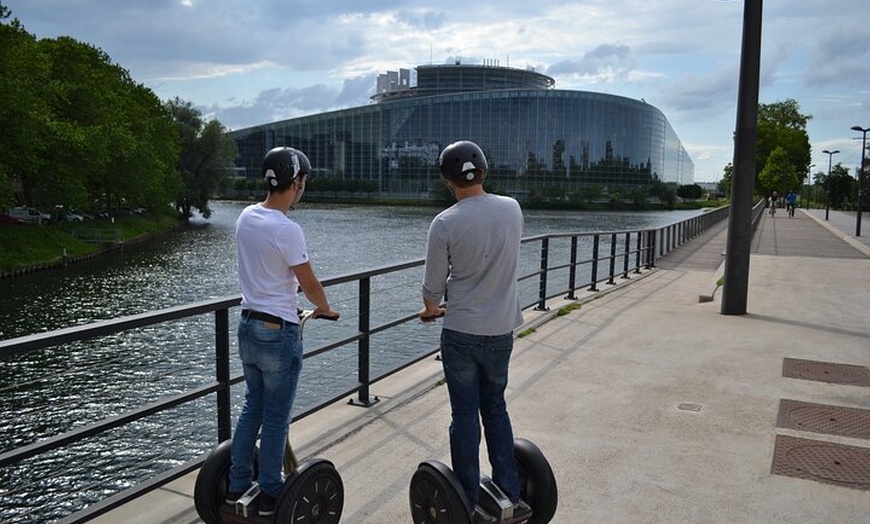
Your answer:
[0,212,182,277]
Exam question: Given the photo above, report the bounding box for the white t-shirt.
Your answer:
[235,204,309,324]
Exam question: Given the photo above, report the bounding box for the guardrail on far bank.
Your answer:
[0,205,730,523]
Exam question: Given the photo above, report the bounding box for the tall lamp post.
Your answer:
[721,0,763,316]
[822,149,840,220]
[851,125,868,236]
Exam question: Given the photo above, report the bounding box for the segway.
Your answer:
[409,438,558,524]
[194,311,343,524]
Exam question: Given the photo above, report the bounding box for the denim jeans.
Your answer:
[440,328,520,508]
[228,317,303,497]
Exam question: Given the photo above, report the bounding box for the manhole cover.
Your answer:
[772,435,870,490]
[782,358,870,386]
[777,399,870,439]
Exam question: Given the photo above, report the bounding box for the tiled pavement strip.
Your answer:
[92,208,870,524]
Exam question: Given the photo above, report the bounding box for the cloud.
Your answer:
[804,22,870,90]
[335,74,379,107]
[546,44,637,83]
[393,10,447,31]
[204,74,379,130]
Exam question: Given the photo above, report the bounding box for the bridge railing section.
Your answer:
[0,206,728,523]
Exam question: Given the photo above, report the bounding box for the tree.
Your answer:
[0,2,187,217]
[166,98,238,219]
[757,147,799,197]
[648,179,676,208]
[676,184,703,201]
[755,99,812,193]
[720,163,733,199]
[0,5,53,210]
[820,163,856,209]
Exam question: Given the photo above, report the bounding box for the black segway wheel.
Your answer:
[409,460,472,524]
[194,440,233,524]
[194,440,260,524]
[274,458,344,523]
[514,438,558,524]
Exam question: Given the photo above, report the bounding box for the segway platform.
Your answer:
[409,438,558,524]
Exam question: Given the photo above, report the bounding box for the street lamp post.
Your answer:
[851,126,868,236]
[721,0,762,316]
[822,149,840,220]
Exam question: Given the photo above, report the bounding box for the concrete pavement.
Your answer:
[91,208,870,524]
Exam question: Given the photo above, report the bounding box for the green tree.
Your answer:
[820,163,855,209]
[720,163,733,199]
[756,99,812,191]
[0,5,53,210]
[167,98,238,219]
[648,179,676,208]
[1,2,183,216]
[115,84,183,212]
[757,147,799,197]
[676,184,703,201]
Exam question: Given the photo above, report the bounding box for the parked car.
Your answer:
[0,214,25,225]
[9,207,51,225]
[58,211,84,222]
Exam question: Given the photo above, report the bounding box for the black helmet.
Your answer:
[438,141,487,181]
[262,147,311,188]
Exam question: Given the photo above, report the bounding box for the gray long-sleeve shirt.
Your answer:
[422,193,524,335]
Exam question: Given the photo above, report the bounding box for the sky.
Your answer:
[5,0,870,183]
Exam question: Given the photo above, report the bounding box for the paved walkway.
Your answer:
[91,208,870,524]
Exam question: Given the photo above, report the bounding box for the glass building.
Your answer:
[231,62,693,197]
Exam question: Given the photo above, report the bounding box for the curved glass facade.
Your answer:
[231,65,693,197]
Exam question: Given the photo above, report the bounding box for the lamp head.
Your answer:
[851,125,866,133]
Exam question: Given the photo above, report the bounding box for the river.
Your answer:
[0,201,704,522]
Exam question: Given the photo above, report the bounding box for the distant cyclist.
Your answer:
[785,191,797,218]
[768,191,779,216]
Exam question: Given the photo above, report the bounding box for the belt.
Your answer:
[241,309,295,326]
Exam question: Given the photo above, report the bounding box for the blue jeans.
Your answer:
[440,328,520,508]
[229,317,303,497]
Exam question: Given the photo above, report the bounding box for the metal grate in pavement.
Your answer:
[782,357,870,387]
[772,435,870,490]
[777,399,870,439]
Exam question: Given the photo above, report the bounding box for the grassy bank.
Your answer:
[0,212,182,275]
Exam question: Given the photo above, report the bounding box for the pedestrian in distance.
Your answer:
[227,146,339,517]
[419,140,532,524]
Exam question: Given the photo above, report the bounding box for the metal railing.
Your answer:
[71,228,123,244]
[0,206,729,523]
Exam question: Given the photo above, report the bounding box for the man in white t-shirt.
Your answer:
[227,146,339,517]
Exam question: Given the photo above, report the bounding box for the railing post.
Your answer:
[215,308,232,443]
[350,277,379,407]
[535,237,549,311]
[589,235,600,291]
[607,233,617,285]
[634,231,643,274]
[566,236,578,299]
[622,232,631,279]
[647,229,657,269]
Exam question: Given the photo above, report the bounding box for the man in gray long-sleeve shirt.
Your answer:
[419,140,531,524]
